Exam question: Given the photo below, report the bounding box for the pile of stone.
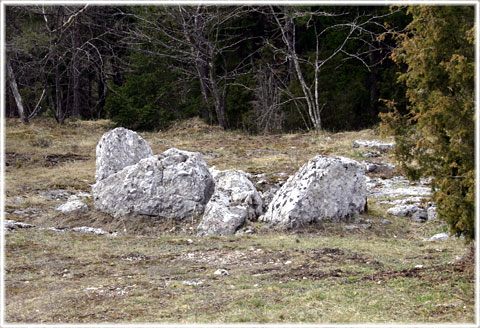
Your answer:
[91,128,368,235]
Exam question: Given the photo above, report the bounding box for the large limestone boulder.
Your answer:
[92,148,214,220]
[95,127,153,181]
[197,170,263,236]
[261,155,366,228]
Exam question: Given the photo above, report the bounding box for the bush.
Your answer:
[381,6,475,241]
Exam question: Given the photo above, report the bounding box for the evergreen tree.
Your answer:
[381,6,475,241]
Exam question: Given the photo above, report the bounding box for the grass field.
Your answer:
[3,117,475,324]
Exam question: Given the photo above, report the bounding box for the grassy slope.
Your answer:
[3,118,475,323]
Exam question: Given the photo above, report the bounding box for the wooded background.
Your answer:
[5,5,409,132]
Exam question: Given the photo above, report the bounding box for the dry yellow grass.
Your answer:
[3,117,474,324]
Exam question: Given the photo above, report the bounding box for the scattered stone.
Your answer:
[93,148,214,220]
[214,269,229,276]
[353,140,394,152]
[386,204,421,217]
[56,200,88,214]
[414,265,424,269]
[4,220,35,231]
[71,226,117,236]
[379,196,424,206]
[364,152,380,158]
[427,206,438,221]
[344,223,371,230]
[363,161,396,174]
[38,189,71,201]
[182,280,204,286]
[95,127,153,181]
[197,170,263,236]
[424,233,449,242]
[284,260,292,265]
[202,151,222,159]
[411,208,428,222]
[38,227,64,232]
[367,176,431,199]
[44,153,89,167]
[261,155,366,228]
[67,192,90,201]
[380,219,392,225]
[187,239,194,244]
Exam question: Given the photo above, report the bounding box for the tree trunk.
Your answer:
[208,63,228,130]
[55,58,65,124]
[368,44,379,120]
[72,18,82,118]
[6,60,29,124]
[97,74,106,118]
[196,58,212,122]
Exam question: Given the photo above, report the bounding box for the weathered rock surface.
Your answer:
[5,220,35,231]
[386,204,420,217]
[56,200,88,214]
[72,226,118,236]
[93,148,214,220]
[261,155,366,228]
[353,140,394,152]
[427,206,438,221]
[387,204,431,222]
[366,176,431,199]
[411,208,428,222]
[363,161,396,174]
[95,127,153,181]
[424,233,449,242]
[197,170,263,236]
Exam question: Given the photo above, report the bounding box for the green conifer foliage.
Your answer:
[381,6,475,241]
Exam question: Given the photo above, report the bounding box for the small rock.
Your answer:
[187,239,194,244]
[387,204,418,217]
[4,220,35,231]
[284,260,292,265]
[38,189,71,201]
[214,269,229,276]
[182,280,203,286]
[76,191,91,198]
[411,208,428,222]
[345,223,371,230]
[71,226,116,236]
[427,206,438,221]
[380,219,392,225]
[414,265,424,269]
[56,200,88,214]
[364,152,380,158]
[424,233,449,242]
[353,140,394,152]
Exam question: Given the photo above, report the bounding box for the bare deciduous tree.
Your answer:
[268,6,395,131]
[124,5,256,130]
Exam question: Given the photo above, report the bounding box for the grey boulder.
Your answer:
[92,148,214,220]
[260,155,366,228]
[197,170,263,236]
[95,127,153,181]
